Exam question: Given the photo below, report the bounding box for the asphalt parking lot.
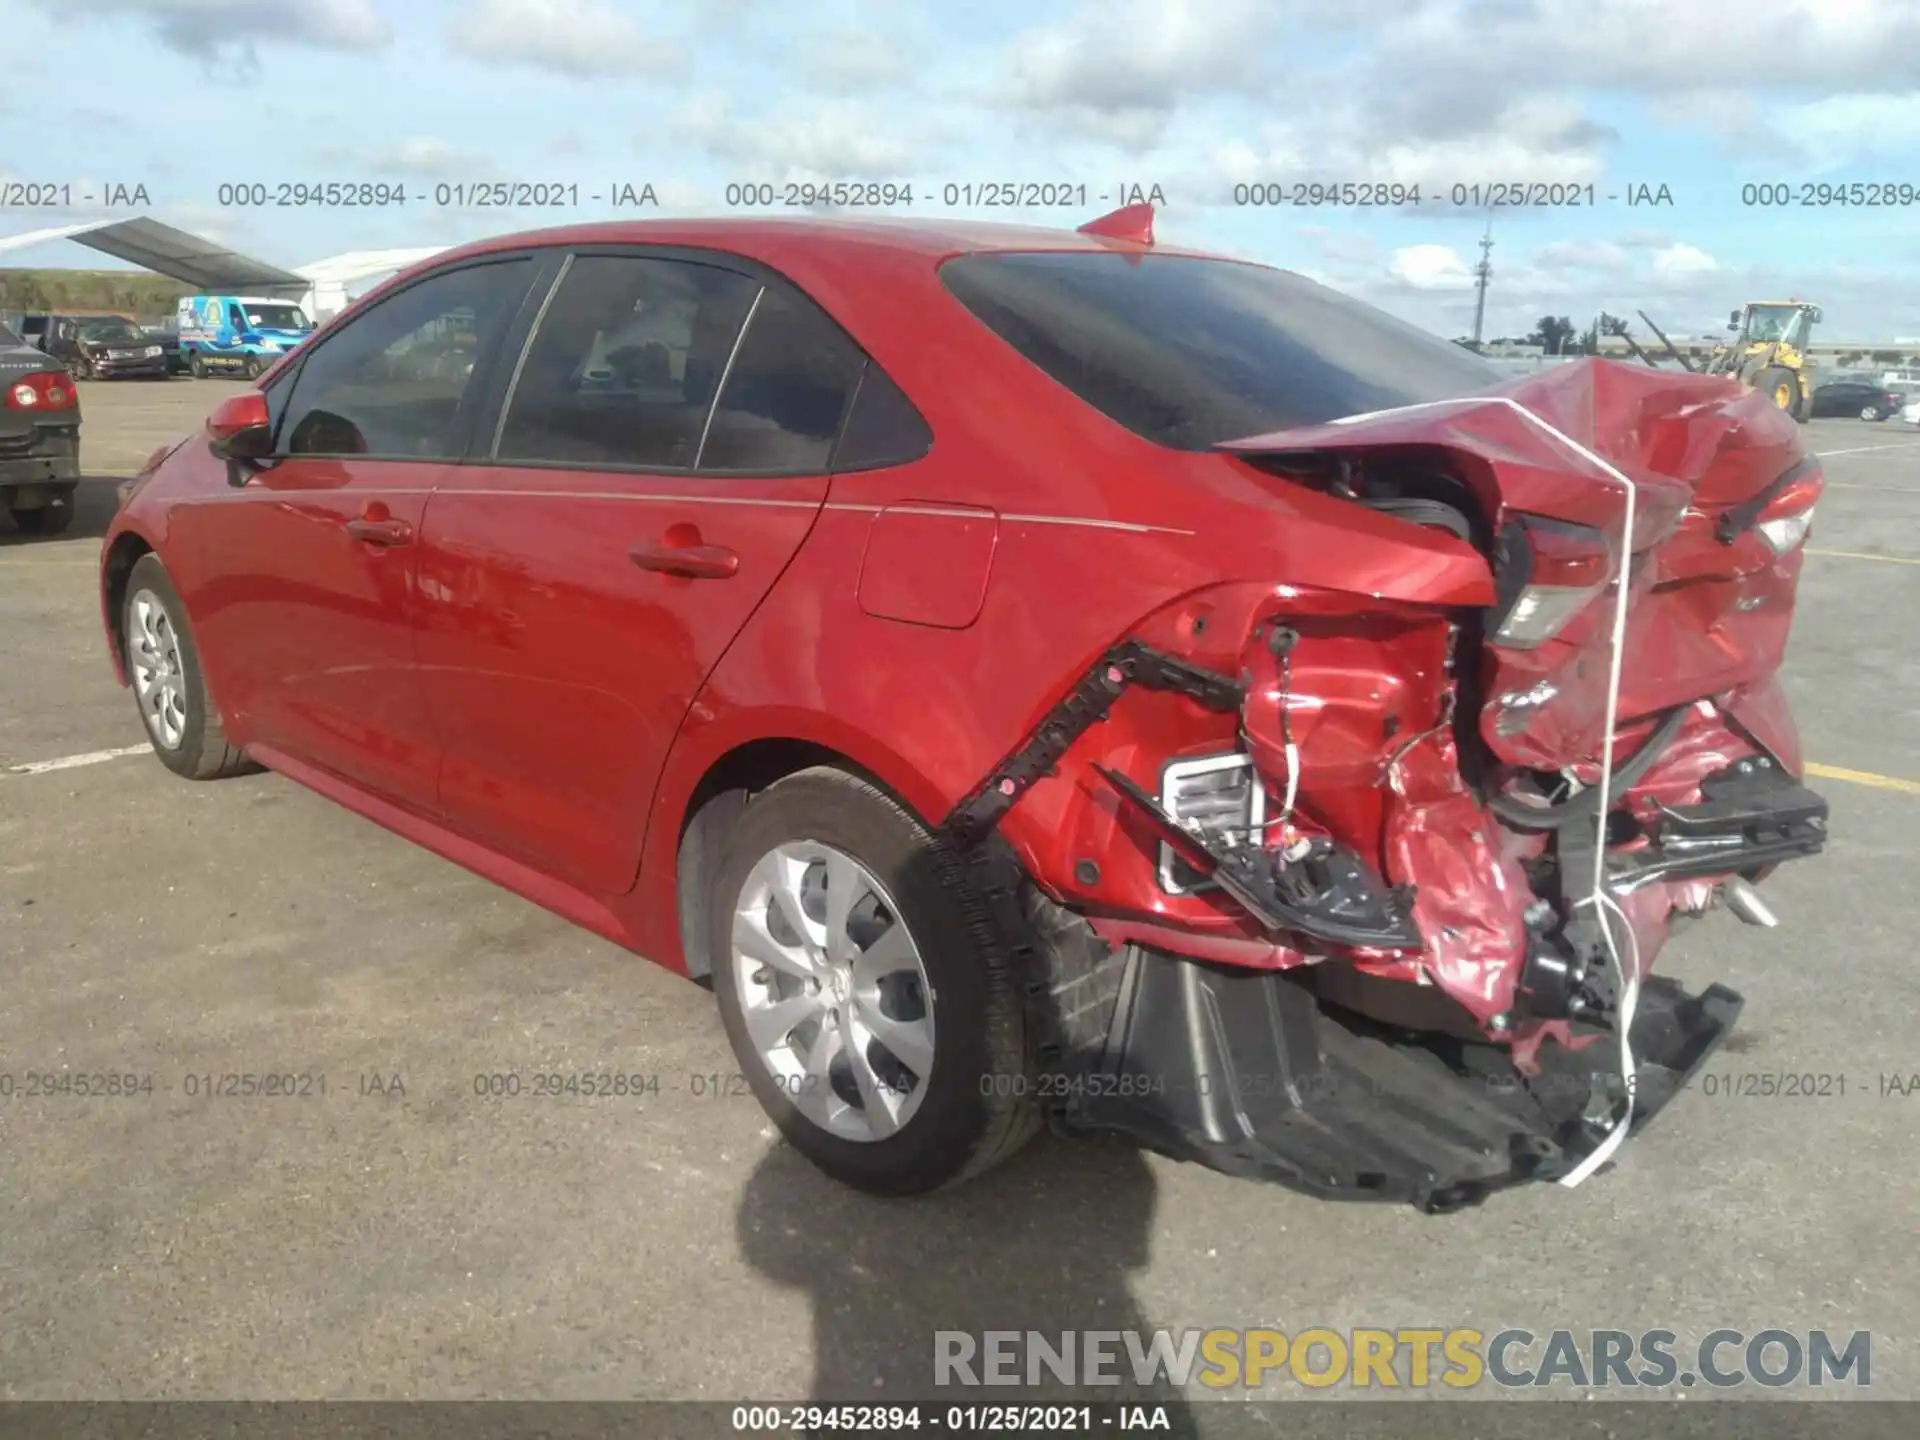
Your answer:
[2,377,1917,1405]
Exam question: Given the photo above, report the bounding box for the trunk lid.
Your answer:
[1218,359,1815,770]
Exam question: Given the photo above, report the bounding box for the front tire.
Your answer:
[121,554,255,780]
[189,352,208,378]
[9,497,73,536]
[710,768,1037,1195]
[1862,404,1886,421]
[1755,366,1798,416]
[244,355,267,380]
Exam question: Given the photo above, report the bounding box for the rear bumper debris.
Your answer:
[1613,762,1828,890]
[1035,944,1741,1212]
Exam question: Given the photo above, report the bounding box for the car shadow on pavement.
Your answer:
[0,476,123,546]
[737,1133,1200,1432]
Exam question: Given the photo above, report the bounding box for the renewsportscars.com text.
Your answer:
[934,1327,1871,1391]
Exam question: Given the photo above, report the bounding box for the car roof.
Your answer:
[413,213,1220,272]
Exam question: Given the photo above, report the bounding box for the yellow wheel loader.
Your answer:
[1704,300,1821,422]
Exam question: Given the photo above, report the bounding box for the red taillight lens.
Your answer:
[1754,466,1822,555]
[4,370,77,411]
[1490,515,1615,649]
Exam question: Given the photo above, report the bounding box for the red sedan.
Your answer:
[101,207,1828,1208]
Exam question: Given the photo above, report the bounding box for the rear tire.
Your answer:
[709,768,1037,1195]
[121,554,256,780]
[1861,404,1885,421]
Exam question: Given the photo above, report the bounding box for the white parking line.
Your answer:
[3,744,149,776]
[1813,441,1920,458]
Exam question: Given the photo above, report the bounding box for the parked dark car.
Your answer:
[1,320,82,535]
[35,314,170,380]
[141,316,190,375]
[1810,378,1903,420]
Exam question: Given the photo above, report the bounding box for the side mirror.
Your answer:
[1728,310,1742,329]
[206,391,273,483]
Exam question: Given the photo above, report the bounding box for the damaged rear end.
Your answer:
[954,359,1827,1210]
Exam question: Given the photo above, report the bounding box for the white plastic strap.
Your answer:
[1330,394,1639,1187]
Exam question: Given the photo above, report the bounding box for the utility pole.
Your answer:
[1470,222,1493,351]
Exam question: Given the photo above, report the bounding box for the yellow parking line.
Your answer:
[1805,762,1920,797]
[1804,548,1920,565]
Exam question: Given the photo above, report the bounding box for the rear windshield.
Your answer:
[0,323,23,347]
[940,251,1499,449]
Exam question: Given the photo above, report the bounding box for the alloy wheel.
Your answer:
[127,590,189,750]
[729,840,937,1143]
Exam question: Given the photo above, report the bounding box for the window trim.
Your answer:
[268,251,547,463]
[470,241,927,480]
[691,283,766,468]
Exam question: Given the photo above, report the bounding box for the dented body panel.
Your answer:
[923,356,1825,1148]
[106,215,1826,1204]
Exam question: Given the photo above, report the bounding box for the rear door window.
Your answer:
[494,255,761,471]
[941,251,1500,448]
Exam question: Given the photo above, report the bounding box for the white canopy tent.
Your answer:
[0,216,446,321]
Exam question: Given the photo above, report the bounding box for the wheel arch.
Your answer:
[668,733,935,981]
[101,529,155,684]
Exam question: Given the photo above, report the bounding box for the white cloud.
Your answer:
[1776,93,1920,170]
[1390,244,1476,291]
[1001,0,1277,149]
[1363,0,1920,100]
[1194,96,1612,205]
[50,0,390,52]
[365,137,484,177]
[802,27,920,95]
[449,0,675,76]
[1651,242,1718,276]
[672,95,925,177]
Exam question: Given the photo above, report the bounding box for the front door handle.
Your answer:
[344,517,414,546]
[629,542,739,579]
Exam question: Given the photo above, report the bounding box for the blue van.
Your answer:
[176,294,315,378]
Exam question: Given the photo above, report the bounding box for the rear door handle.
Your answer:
[344,517,414,546]
[629,542,738,579]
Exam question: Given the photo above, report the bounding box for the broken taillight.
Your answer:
[1752,469,1822,556]
[1489,515,1614,649]
[1157,752,1263,894]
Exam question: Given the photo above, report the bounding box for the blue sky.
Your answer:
[5,0,1920,340]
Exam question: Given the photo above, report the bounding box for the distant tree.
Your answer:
[1871,349,1902,364]
[1531,315,1578,354]
[1839,350,1866,367]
